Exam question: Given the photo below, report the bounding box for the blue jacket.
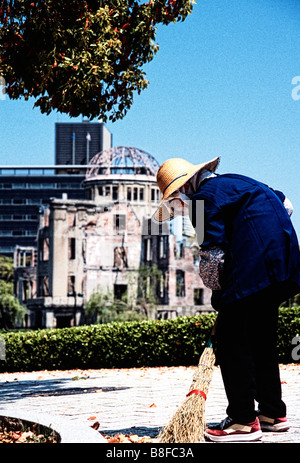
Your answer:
[191,173,300,305]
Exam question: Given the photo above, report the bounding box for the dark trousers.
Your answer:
[214,287,286,423]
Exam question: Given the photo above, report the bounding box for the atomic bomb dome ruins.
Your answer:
[15,144,212,329]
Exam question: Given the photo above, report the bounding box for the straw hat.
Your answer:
[152,156,220,222]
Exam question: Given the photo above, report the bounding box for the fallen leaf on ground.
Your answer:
[90,421,100,430]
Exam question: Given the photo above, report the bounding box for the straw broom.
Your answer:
[158,323,217,443]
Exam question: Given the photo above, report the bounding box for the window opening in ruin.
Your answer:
[158,236,168,259]
[143,238,152,261]
[159,273,166,298]
[114,284,127,302]
[43,237,49,261]
[112,186,118,201]
[194,288,204,305]
[176,270,185,297]
[114,214,126,233]
[22,280,29,302]
[39,237,49,262]
[68,237,76,260]
[36,310,43,329]
[175,241,184,259]
[68,275,75,294]
[38,275,49,297]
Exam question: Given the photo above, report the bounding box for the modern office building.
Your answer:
[55,120,112,170]
[0,167,85,256]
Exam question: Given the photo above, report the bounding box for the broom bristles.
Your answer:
[158,346,216,443]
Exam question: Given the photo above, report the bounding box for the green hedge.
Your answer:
[0,308,299,372]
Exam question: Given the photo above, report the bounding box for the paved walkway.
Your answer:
[0,364,299,443]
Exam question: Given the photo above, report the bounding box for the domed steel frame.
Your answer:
[85,146,160,179]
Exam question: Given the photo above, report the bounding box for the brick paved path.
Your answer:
[0,364,299,443]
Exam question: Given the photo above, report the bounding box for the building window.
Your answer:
[112,186,118,201]
[143,238,152,262]
[133,187,138,201]
[127,187,132,201]
[68,238,76,260]
[43,237,49,261]
[176,270,185,297]
[158,273,166,299]
[114,214,126,233]
[139,188,144,201]
[14,199,26,204]
[38,276,49,297]
[194,288,204,305]
[114,284,127,302]
[114,247,128,269]
[174,241,184,259]
[151,188,160,202]
[158,236,168,259]
[68,275,75,294]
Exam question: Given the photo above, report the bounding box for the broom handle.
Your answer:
[204,316,218,349]
[188,318,218,398]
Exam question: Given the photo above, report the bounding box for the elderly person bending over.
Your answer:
[152,156,300,443]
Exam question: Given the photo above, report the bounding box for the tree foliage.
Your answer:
[136,263,162,316]
[0,0,194,121]
[0,256,25,329]
[0,255,14,283]
[85,286,147,323]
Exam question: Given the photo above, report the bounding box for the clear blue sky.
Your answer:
[0,0,300,237]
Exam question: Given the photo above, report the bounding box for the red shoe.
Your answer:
[204,416,262,442]
[258,414,290,432]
